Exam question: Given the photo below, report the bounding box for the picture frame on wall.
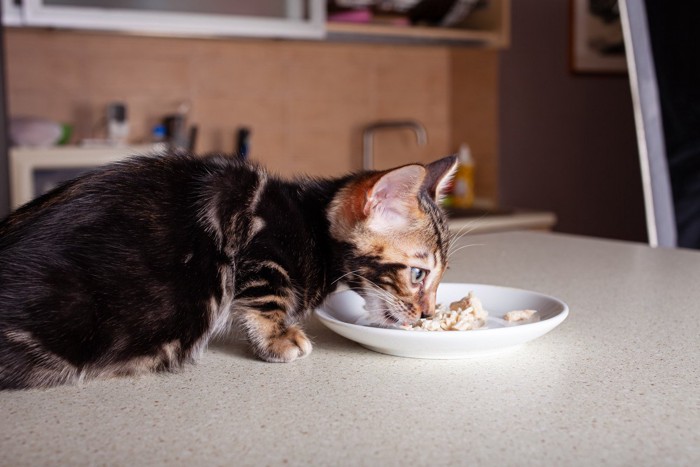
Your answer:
[570,0,627,74]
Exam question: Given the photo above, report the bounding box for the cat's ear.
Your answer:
[422,155,458,202]
[364,164,426,232]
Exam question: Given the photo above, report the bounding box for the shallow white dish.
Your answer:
[315,283,569,359]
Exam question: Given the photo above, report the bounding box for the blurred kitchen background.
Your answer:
[0,0,664,244]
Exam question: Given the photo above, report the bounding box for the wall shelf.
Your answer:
[326,0,510,48]
[3,0,509,47]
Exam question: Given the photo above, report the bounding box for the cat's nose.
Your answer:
[419,295,436,318]
[420,307,435,319]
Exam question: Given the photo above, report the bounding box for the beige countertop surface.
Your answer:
[1,232,698,466]
[448,210,557,234]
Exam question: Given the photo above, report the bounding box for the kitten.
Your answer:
[0,153,457,389]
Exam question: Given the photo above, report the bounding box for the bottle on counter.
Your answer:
[236,127,251,160]
[452,143,475,209]
[151,124,168,152]
[106,102,129,146]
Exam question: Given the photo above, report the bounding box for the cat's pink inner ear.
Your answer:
[364,165,425,231]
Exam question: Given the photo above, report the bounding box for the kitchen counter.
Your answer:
[448,208,557,234]
[1,232,698,465]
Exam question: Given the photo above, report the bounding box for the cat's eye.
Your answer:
[410,267,427,284]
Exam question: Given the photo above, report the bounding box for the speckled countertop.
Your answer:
[1,232,698,466]
[448,210,557,234]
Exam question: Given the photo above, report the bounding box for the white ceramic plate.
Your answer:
[315,283,569,359]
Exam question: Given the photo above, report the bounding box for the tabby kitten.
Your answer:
[0,153,457,389]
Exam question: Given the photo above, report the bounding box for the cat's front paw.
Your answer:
[255,325,312,363]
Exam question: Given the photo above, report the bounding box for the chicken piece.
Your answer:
[504,309,536,322]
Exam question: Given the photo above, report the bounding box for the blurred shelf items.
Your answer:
[2,0,509,47]
[327,0,509,46]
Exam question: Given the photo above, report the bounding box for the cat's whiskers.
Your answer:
[449,220,475,244]
[360,287,397,308]
[448,243,486,259]
[339,271,395,303]
[447,213,488,255]
[363,296,398,327]
[332,269,365,286]
[343,271,405,325]
[364,291,396,306]
[448,217,478,244]
[361,279,409,326]
[336,271,397,312]
[362,278,398,304]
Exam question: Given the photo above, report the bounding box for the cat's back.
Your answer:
[0,153,263,310]
[0,154,253,246]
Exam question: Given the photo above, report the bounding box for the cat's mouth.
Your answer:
[361,293,418,328]
[383,309,419,328]
[383,309,400,325]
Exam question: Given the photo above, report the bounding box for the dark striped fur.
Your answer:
[0,153,456,388]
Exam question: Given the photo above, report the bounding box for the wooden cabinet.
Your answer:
[4,0,326,40]
[2,0,509,47]
[2,0,22,26]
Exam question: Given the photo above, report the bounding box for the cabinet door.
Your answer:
[22,0,325,39]
[2,0,22,25]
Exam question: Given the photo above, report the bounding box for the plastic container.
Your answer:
[452,143,475,208]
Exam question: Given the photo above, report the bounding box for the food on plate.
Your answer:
[401,291,539,331]
[504,309,537,322]
[402,292,487,331]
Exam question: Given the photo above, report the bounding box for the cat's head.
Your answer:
[329,155,458,327]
